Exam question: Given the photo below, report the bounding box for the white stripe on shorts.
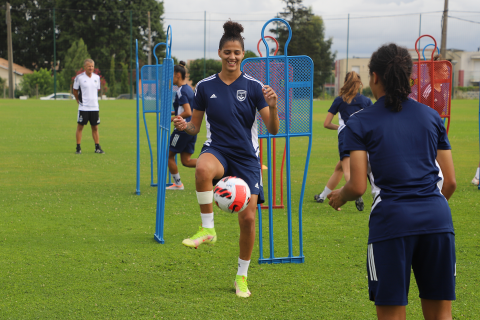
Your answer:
[368,244,378,281]
[171,134,180,147]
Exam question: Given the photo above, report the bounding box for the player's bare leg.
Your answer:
[75,124,84,154]
[181,152,197,168]
[315,161,343,203]
[341,157,351,182]
[420,299,452,320]
[238,194,257,261]
[76,124,84,144]
[182,153,224,248]
[234,194,257,298]
[376,305,406,320]
[168,151,179,175]
[91,125,99,144]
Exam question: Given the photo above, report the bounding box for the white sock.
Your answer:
[201,212,214,229]
[475,167,479,180]
[172,173,181,185]
[320,186,332,198]
[237,258,251,277]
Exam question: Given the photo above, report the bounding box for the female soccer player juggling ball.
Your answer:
[173,21,279,298]
[314,71,372,210]
[166,61,197,190]
[328,44,456,319]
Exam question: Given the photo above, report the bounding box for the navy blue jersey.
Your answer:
[343,96,453,243]
[173,84,195,122]
[328,94,372,132]
[192,73,268,166]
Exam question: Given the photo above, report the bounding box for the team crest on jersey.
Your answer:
[237,90,247,102]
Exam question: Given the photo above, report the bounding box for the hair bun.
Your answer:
[223,20,244,37]
[179,60,186,67]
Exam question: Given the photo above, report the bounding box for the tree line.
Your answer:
[0,0,165,97]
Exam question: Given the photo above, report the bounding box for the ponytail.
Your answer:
[368,43,412,112]
[339,71,362,104]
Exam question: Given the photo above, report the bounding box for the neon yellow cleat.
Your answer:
[182,226,216,248]
[234,275,251,298]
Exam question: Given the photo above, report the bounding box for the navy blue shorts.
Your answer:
[200,145,265,204]
[367,232,456,306]
[337,129,349,160]
[169,131,197,154]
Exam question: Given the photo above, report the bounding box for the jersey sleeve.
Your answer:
[343,116,367,151]
[328,97,341,115]
[436,115,451,150]
[97,75,101,90]
[177,88,189,106]
[192,83,205,111]
[73,75,80,90]
[254,82,268,112]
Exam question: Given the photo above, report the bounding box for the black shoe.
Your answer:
[75,149,82,154]
[314,193,325,203]
[355,197,364,211]
[95,146,105,154]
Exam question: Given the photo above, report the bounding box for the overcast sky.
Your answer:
[162,0,480,61]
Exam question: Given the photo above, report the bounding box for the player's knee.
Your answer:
[195,165,214,182]
[181,159,190,167]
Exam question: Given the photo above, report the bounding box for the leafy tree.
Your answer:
[109,55,116,97]
[56,0,165,87]
[0,77,6,98]
[120,62,129,94]
[58,38,91,91]
[244,50,257,59]
[19,68,53,97]
[271,0,335,97]
[188,59,222,86]
[0,1,56,70]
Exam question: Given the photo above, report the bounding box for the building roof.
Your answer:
[0,58,34,75]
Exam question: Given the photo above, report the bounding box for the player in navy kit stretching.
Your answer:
[328,44,456,319]
[173,21,279,298]
[166,61,197,190]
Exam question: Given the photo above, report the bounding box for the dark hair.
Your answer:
[340,71,362,104]
[368,43,413,112]
[219,20,244,50]
[174,60,187,80]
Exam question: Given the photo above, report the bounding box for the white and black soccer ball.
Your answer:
[214,176,251,213]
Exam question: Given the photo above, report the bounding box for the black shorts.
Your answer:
[169,131,197,154]
[77,110,100,126]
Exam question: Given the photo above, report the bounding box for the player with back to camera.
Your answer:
[173,20,279,298]
[328,43,456,319]
[73,59,105,154]
[166,61,197,190]
[314,71,372,211]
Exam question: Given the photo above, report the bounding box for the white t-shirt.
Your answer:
[73,72,101,111]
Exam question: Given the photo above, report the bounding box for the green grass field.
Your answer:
[1,98,479,319]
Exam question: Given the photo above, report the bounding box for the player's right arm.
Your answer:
[73,89,79,104]
[173,109,203,136]
[324,112,339,130]
[436,149,456,200]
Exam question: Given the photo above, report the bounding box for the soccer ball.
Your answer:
[214,176,251,213]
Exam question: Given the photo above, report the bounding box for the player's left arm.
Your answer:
[328,150,368,210]
[259,85,279,135]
